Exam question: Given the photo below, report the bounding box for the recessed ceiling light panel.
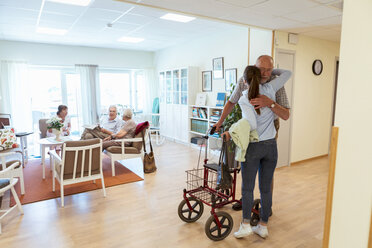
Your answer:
[117,36,144,43]
[47,0,92,6]
[36,27,68,35]
[160,13,196,23]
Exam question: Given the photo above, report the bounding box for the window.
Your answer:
[26,66,144,156]
[28,67,81,156]
[135,71,145,111]
[99,69,145,117]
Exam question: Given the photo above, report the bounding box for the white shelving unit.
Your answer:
[189,105,224,157]
[189,105,223,138]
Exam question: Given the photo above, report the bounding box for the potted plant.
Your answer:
[222,82,242,169]
[46,116,64,141]
[223,83,242,132]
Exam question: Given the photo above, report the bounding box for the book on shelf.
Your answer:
[198,108,207,119]
[212,109,222,116]
[216,92,227,107]
[210,115,220,121]
[191,119,208,134]
[192,107,199,117]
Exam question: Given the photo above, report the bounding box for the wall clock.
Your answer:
[312,59,323,75]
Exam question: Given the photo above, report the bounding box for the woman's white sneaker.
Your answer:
[252,224,269,238]
[233,222,252,238]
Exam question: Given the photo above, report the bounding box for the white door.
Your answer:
[180,105,188,143]
[165,104,174,139]
[172,104,181,141]
[275,50,295,167]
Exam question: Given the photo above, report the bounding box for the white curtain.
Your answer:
[75,64,101,125]
[143,68,158,114]
[0,61,33,132]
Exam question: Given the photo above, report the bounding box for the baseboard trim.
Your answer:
[290,154,329,166]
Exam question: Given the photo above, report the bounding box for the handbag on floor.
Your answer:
[142,130,157,173]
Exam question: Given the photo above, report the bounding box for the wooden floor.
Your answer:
[0,141,328,248]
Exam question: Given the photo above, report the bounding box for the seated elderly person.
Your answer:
[81,105,123,140]
[102,108,137,150]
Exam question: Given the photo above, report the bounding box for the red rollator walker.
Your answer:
[178,127,261,241]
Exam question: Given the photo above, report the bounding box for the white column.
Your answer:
[329,0,372,247]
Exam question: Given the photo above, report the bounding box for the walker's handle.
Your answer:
[209,126,217,135]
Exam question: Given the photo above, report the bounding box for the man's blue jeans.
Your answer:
[241,138,278,223]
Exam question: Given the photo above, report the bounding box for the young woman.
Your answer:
[224,65,291,239]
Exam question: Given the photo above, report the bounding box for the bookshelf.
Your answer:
[189,105,223,138]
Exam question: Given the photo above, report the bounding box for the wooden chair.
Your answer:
[104,127,149,176]
[0,113,11,129]
[0,149,25,195]
[49,138,106,207]
[0,161,24,234]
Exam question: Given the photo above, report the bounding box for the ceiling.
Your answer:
[0,0,343,51]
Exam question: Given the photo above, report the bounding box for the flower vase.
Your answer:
[52,128,62,141]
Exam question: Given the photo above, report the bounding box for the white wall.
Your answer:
[154,25,249,106]
[274,31,340,163]
[249,28,273,64]
[0,40,154,69]
[329,0,372,247]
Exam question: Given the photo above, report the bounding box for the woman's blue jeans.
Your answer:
[241,138,278,223]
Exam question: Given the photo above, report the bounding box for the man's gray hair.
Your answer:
[123,108,133,118]
[109,105,117,112]
[256,55,274,64]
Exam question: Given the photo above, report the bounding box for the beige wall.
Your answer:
[329,0,372,247]
[274,31,340,163]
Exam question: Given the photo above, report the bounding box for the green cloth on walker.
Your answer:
[228,119,259,162]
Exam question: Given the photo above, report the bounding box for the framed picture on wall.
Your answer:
[212,57,224,79]
[225,68,237,92]
[202,71,212,92]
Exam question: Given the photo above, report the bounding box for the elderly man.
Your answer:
[215,55,290,130]
[214,55,291,216]
[102,108,137,150]
[81,105,123,140]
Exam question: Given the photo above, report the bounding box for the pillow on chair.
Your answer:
[0,128,19,151]
[135,121,149,135]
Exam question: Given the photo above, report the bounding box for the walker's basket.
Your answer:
[185,168,219,204]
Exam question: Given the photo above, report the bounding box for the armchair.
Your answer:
[49,138,106,207]
[0,161,24,234]
[104,126,149,176]
[39,118,49,139]
[0,149,25,195]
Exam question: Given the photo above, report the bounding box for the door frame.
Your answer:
[329,56,340,150]
[274,48,296,167]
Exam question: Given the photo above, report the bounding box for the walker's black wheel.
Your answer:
[178,197,204,223]
[205,211,233,241]
[250,199,261,226]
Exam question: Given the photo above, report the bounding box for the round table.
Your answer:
[38,136,78,179]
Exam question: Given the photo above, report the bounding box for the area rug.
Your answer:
[10,156,143,206]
